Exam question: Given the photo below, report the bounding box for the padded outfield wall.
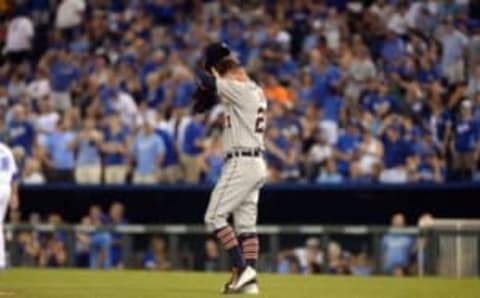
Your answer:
[18,183,480,224]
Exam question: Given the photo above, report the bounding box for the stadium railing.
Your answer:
[4,223,480,277]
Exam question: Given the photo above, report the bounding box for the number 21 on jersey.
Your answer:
[224,107,266,133]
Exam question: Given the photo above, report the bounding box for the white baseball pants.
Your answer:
[0,185,11,269]
[204,156,267,235]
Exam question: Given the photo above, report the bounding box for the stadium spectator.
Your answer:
[47,48,80,111]
[38,213,67,267]
[379,123,414,183]
[130,119,165,184]
[109,202,127,268]
[316,158,343,183]
[17,230,40,267]
[143,235,171,270]
[350,253,373,276]
[101,114,129,184]
[21,157,45,184]
[438,19,469,85]
[306,130,333,181]
[452,100,479,180]
[201,238,220,272]
[4,9,34,65]
[154,118,181,183]
[75,117,103,184]
[55,0,86,41]
[335,121,360,178]
[88,205,112,269]
[180,113,206,183]
[34,98,59,144]
[382,213,415,276]
[7,104,34,156]
[326,241,350,274]
[355,126,384,178]
[278,237,323,274]
[467,64,480,97]
[41,115,76,183]
[415,213,434,276]
[75,216,91,268]
[201,135,224,184]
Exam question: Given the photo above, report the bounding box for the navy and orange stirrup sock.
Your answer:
[239,233,259,268]
[215,226,246,269]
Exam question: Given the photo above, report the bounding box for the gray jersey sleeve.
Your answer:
[216,77,244,105]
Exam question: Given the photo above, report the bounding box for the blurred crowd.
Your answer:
[276,212,433,276]
[1,0,480,184]
[5,205,431,276]
[6,202,176,269]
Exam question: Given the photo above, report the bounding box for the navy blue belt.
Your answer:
[225,148,262,161]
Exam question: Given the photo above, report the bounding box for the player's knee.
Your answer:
[235,224,256,235]
[204,213,216,231]
[204,214,227,232]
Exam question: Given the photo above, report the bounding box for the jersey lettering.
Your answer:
[255,107,266,133]
[0,156,9,171]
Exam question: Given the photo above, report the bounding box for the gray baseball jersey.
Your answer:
[204,76,268,234]
[216,77,267,152]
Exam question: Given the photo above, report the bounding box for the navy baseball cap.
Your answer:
[204,42,231,70]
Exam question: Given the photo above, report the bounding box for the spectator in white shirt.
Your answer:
[55,0,86,40]
[4,11,34,64]
[22,158,46,185]
[35,98,60,145]
[387,3,409,36]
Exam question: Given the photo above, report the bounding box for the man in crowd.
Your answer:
[130,119,165,184]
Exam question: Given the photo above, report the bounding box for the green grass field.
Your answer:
[0,269,479,298]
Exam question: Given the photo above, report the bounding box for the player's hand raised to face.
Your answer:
[210,67,219,77]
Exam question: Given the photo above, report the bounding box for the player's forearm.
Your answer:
[196,69,217,91]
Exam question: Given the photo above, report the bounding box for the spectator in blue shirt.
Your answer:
[224,22,249,65]
[370,83,395,118]
[101,114,129,184]
[109,202,127,268]
[317,158,343,183]
[88,205,112,269]
[296,70,315,113]
[49,49,80,111]
[335,122,360,177]
[452,100,480,180]
[312,57,343,103]
[74,117,103,184]
[381,30,405,67]
[380,124,414,183]
[382,213,415,276]
[143,235,171,270]
[145,72,165,110]
[414,153,446,183]
[131,119,165,184]
[42,115,76,183]
[202,135,224,184]
[440,21,469,84]
[155,126,180,183]
[8,104,34,156]
[319,87,345,145]
[180,114,206,183]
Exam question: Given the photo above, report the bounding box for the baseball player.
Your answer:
[0,142,19,270]
[196,43,267,295]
